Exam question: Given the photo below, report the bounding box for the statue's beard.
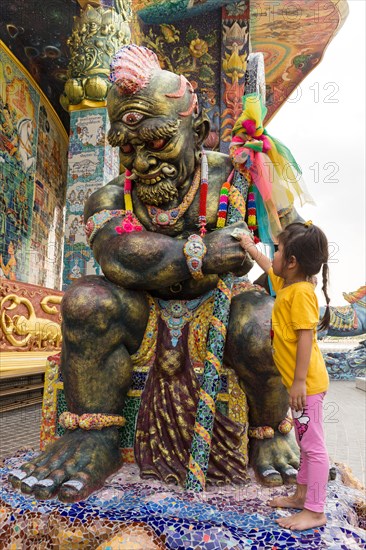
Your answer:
[136,179,179,206]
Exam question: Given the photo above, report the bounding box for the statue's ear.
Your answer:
[192,111,210,147]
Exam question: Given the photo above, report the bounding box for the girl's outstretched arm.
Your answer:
[239,234,272,273]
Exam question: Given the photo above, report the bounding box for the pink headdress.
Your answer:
[109,44,161,95]
[109,45,198,116]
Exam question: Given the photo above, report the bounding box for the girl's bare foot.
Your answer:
[269,483,306,509]
[269,494,305,509]
[276,509,326,530]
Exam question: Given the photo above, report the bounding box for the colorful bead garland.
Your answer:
[124,169,133,212]
[59,412,126,431]
[248,416,293,439]
[114,169,143,234]
[198,150,209,236]
[247,183,257,231]
[216,170,234,228]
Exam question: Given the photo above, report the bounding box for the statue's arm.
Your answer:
[85,183,249,290]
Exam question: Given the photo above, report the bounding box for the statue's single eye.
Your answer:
[121,112,144,125]
[147,138,167,151]
[121,143,134,153]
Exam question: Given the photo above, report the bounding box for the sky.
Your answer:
[249,0,365,306]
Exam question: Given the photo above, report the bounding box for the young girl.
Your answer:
[239,221,330,531]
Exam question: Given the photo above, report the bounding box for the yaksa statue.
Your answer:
[10,45,303,502]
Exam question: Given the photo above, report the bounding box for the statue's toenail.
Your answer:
[37,479,54,487]
[262,469,278,477]
[9,469,27,480]
[63,479,84,491]
[285,468,297,476]
[22,476,38,487]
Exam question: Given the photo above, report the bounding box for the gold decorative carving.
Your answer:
[61,2,132,109]
[0,294,62,349]
[0,280,63,351]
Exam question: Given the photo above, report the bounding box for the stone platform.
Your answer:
[0,451,365,549]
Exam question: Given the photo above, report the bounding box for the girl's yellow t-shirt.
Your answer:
[268,267,329,395]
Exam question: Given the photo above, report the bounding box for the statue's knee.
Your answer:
[62,277,120,327]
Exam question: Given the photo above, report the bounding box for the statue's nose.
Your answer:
[133,147,158,173]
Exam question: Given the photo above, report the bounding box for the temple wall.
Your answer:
[0,41,68,290]
[136,1,249,154]
[137,10,222,151]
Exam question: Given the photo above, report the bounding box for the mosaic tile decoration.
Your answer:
[324,341,366,380]
[0,41,67,288]
[62,107,119,289]
[40,351,241,464]
[0,454,365,548]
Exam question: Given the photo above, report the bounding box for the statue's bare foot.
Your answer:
[8,428,121,502]
[276,509,326,530]
[250,432,299,486]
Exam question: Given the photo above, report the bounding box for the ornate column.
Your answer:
[61,0,131,289]
[220,0,250,154]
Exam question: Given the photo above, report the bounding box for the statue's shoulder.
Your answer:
[84,174,125,220]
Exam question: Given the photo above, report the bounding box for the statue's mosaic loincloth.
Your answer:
[135,290,250,486]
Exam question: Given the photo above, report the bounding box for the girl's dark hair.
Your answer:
[278,222,330,330]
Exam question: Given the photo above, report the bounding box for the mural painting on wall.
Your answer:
[0,46,39,283]
[29,102,67,289]
[250,0,345,122]
[139,12,221,150]
[63,109,116,289]
[0,42,68,289]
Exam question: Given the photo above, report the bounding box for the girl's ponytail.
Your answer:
[318,263,330,331]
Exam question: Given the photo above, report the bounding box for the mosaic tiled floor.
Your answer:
[0,451,365,548]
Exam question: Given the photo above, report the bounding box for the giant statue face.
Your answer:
[107,46,208,206]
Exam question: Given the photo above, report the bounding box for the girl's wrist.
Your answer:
[244,242,259,257]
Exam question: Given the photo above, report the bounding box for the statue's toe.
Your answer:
[256,467,283,486]
[8,468,29,489]
[277,465,298,484]
[58,476,89,503]
[20,475,40,494]
[32,469,70,499]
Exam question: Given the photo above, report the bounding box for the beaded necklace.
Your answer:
[145,166,201,229]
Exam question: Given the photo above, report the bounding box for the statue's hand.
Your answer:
[204,222,254,276]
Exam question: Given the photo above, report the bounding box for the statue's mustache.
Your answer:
[130,165,178,183]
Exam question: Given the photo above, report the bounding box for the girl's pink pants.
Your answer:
[292,392,329,513]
